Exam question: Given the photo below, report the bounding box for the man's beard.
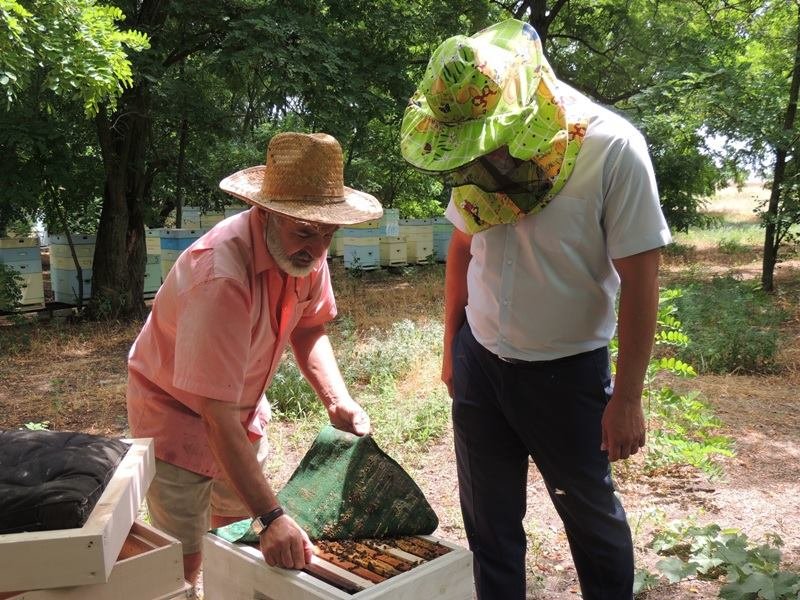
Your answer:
[265,220,317,277]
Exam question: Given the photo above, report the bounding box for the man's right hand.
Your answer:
[259,514,314,569]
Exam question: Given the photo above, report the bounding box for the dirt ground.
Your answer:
[1,186,798,598]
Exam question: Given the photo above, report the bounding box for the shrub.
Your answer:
[627,288,734,478]
[0,264,23,311]
[674,276,785,374]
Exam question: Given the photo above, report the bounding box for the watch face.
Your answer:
[251,518,265,535]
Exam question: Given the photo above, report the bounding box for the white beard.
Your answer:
[265,219,316,277]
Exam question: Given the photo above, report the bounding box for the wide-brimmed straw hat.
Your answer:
[220,132,383,225]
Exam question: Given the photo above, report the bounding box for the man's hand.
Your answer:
[601,396,646,462]
[327,396,371,435]
[259,514,314,569]
[441,339,455,398]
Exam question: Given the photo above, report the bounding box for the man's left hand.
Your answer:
[327,397,371,436]
[601,396,646,462]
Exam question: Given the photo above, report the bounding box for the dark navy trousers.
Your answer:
[451,323,634,600]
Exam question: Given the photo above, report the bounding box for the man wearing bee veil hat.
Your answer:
[127,132,383,591]
[401,19,672,600]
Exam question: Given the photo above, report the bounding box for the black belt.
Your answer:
[497,346,606,366]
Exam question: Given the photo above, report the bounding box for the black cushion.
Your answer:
[0,430,130,534]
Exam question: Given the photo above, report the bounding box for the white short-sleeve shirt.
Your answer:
[446,101,672,361]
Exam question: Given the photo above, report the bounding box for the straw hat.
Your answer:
[219,132,383,225]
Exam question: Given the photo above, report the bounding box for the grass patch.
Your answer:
[673,222,763,251]
[268,318,449,462]
[674,276,786,374]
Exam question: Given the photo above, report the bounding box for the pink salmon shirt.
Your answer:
[126,207,337,477]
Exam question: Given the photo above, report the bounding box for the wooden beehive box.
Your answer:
[202,532,473,600]
[0,521,187,600]
[379,237,407,267]
[0,439,156,592]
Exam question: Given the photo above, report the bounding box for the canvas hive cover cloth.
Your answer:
[214,425,438,542]
[0,429,130,534]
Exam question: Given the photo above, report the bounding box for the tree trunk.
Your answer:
[509,0,568,47]
[89,0,166,320]
[92,83,150,319]
[761,2,800,291]
[761,150,785,292]
[175,116,189,228]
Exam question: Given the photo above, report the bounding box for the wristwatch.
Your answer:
[251,506,285,536]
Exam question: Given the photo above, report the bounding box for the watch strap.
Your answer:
[253,506,284,535]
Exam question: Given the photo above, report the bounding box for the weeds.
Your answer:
[268,319,449,461]
[673,223,763,250]
[635,520,800,599]
[675,276,785,374]
[613,288,735,479]
[717,237,749,255]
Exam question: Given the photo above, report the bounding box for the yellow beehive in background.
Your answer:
[399,219,433,264]
[379,237,407,266]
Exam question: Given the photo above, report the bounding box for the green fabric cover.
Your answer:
[212,425,438,543]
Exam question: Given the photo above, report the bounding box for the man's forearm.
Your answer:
[291,325,347,408]
[200,399,278,516]
[444,230,472,344]
[612,249,661,403]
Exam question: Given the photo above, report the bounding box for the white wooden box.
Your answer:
[0,439,156,592]
[202,533,473,600]
[0,521,187,600]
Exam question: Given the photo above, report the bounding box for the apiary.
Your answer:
[0,521,186,600]
[341,227,380,270]
[432,217,454,262]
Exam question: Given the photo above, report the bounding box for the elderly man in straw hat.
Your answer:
[401,19,672,600]
[126,132,383,586]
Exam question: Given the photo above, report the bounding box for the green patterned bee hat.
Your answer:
[400,19,588,233]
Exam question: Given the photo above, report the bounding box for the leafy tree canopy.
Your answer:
[0,0,148,115]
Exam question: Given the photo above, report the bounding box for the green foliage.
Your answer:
[0,0,149,115]
[633,567,662,593]
[662,241,696,262]
[638,113,725,232]
[341,319,442,391]
[674,276,785,374]
[268,318,449,455]
[268,355,322,421]
[717,237,750,255]
[636,289,734,478]
[0,0,146,247]
[674,223,764,250]
[23,420,50,430]
[0,263,22,311]
[637,521,800,599]
[645,388,734,478]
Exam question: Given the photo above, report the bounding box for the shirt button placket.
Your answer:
[498,229,517,354]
